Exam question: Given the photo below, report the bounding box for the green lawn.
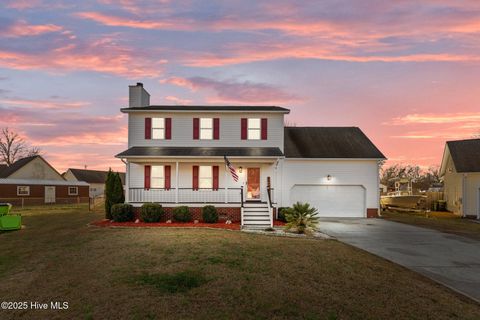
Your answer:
[382,210,480,241]
[1,205,479,319]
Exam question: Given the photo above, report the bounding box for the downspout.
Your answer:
[377,160,381,217]
[462,173,467,218]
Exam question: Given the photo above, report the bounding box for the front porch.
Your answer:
[123,157,279,228]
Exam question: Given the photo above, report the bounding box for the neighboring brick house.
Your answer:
[0,156,89,206]
[116,83,385,228]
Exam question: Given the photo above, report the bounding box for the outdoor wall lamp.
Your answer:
[239,166,243,173]
[327,174,332,181]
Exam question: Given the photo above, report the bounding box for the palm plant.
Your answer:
[284,202,320,234]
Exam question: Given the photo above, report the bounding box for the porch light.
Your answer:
[327,174,332,181]
[239,166,243,173]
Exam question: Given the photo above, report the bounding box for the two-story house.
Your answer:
[116,83,386,228]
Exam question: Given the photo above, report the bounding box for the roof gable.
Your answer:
[284,127,385,159]
[445,139,480,173]
[3,156,64,180]
[0,156,39,178]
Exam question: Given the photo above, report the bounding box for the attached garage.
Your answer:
[280,127,386,218]
[290,184,366,217]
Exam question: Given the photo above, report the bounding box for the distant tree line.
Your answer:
[381,164,441,192]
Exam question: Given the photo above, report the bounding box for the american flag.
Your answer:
[224,155,239,182]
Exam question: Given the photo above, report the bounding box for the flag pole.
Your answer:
[224,154,228,203]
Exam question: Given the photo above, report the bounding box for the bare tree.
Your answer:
[0,128,40,165]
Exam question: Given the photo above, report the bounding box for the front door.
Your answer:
[45,186,56,204]
[246,168,260,200]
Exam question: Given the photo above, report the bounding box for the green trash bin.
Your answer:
[0,203,22,231]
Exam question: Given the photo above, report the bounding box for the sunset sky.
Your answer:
[1,0,480,172]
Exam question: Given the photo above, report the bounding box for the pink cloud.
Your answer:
[0,36,166,77]
[161,76,301,104]
[164,95,192,105]
[0,97,89,110]
[75,11,180,29]
[388,112,480,125]
[2,20,63,38]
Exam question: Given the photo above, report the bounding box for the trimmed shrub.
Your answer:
[277,207,288,222]
[111,203,134,222]
[173,206,192,222]
[202,205,218,223]
[141,203,164,223]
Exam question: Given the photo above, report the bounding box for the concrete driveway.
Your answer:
[318,218,480,303]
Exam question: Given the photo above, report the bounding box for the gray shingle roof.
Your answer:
[284,127,385,159]
[121,105,290,113]
[67,168,126,184]
[447,139,480,172]
[0,156,39,178]
[116,147,284,158]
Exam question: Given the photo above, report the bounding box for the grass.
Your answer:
[136,271,207,293]
[0,205,479,319]
[382,210,480,241]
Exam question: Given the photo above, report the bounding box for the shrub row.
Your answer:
[110,204,219,223]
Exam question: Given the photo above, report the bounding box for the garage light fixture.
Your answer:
[327,174,332,181]
[239,166,243,173]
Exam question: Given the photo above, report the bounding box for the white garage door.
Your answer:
[290,185,365,217]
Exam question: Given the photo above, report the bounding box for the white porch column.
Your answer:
[124,160,129,203]
[175,161,179,203]
[224,164,228,203]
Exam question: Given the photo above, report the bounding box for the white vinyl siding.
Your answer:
[199,166,212,188]
[200,118,213,140]
[247,118,261,140]
[152,118,165,139]
[17,186,30,196]
[280,159,380,214]
[151,165,165,188]
[127,113,284,150]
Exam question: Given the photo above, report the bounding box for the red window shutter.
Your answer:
[192,165,199,190]
[145,118,152,140]
[213,118,220,140]
[212,166,219,190]
[241,118,247,140]
[261,118,268,140]
[164,165,171,190]
[193,118,199,139]
[144,165,151,190]
[165,118,172,140]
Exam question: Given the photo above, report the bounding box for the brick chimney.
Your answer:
[129,82,150,108]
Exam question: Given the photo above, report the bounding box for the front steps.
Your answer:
[242,201,272,230]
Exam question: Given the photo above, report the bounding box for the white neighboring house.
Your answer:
[440,139,480,219]
[63,168,125,198]
[116,83,386,228]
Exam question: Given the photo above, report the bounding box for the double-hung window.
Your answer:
[68,186,78,195]
[17,186,30,196]
[152,118,165,139]
[199,166,213,188]
[151,165,165,188]
[247,118,261,140]
[200,118,213,140]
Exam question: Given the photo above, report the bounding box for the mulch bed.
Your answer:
[91,219,241,230]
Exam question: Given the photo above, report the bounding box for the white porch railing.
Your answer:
[129,188,243,204]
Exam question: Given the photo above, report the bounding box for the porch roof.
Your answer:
[115,146,284,158]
